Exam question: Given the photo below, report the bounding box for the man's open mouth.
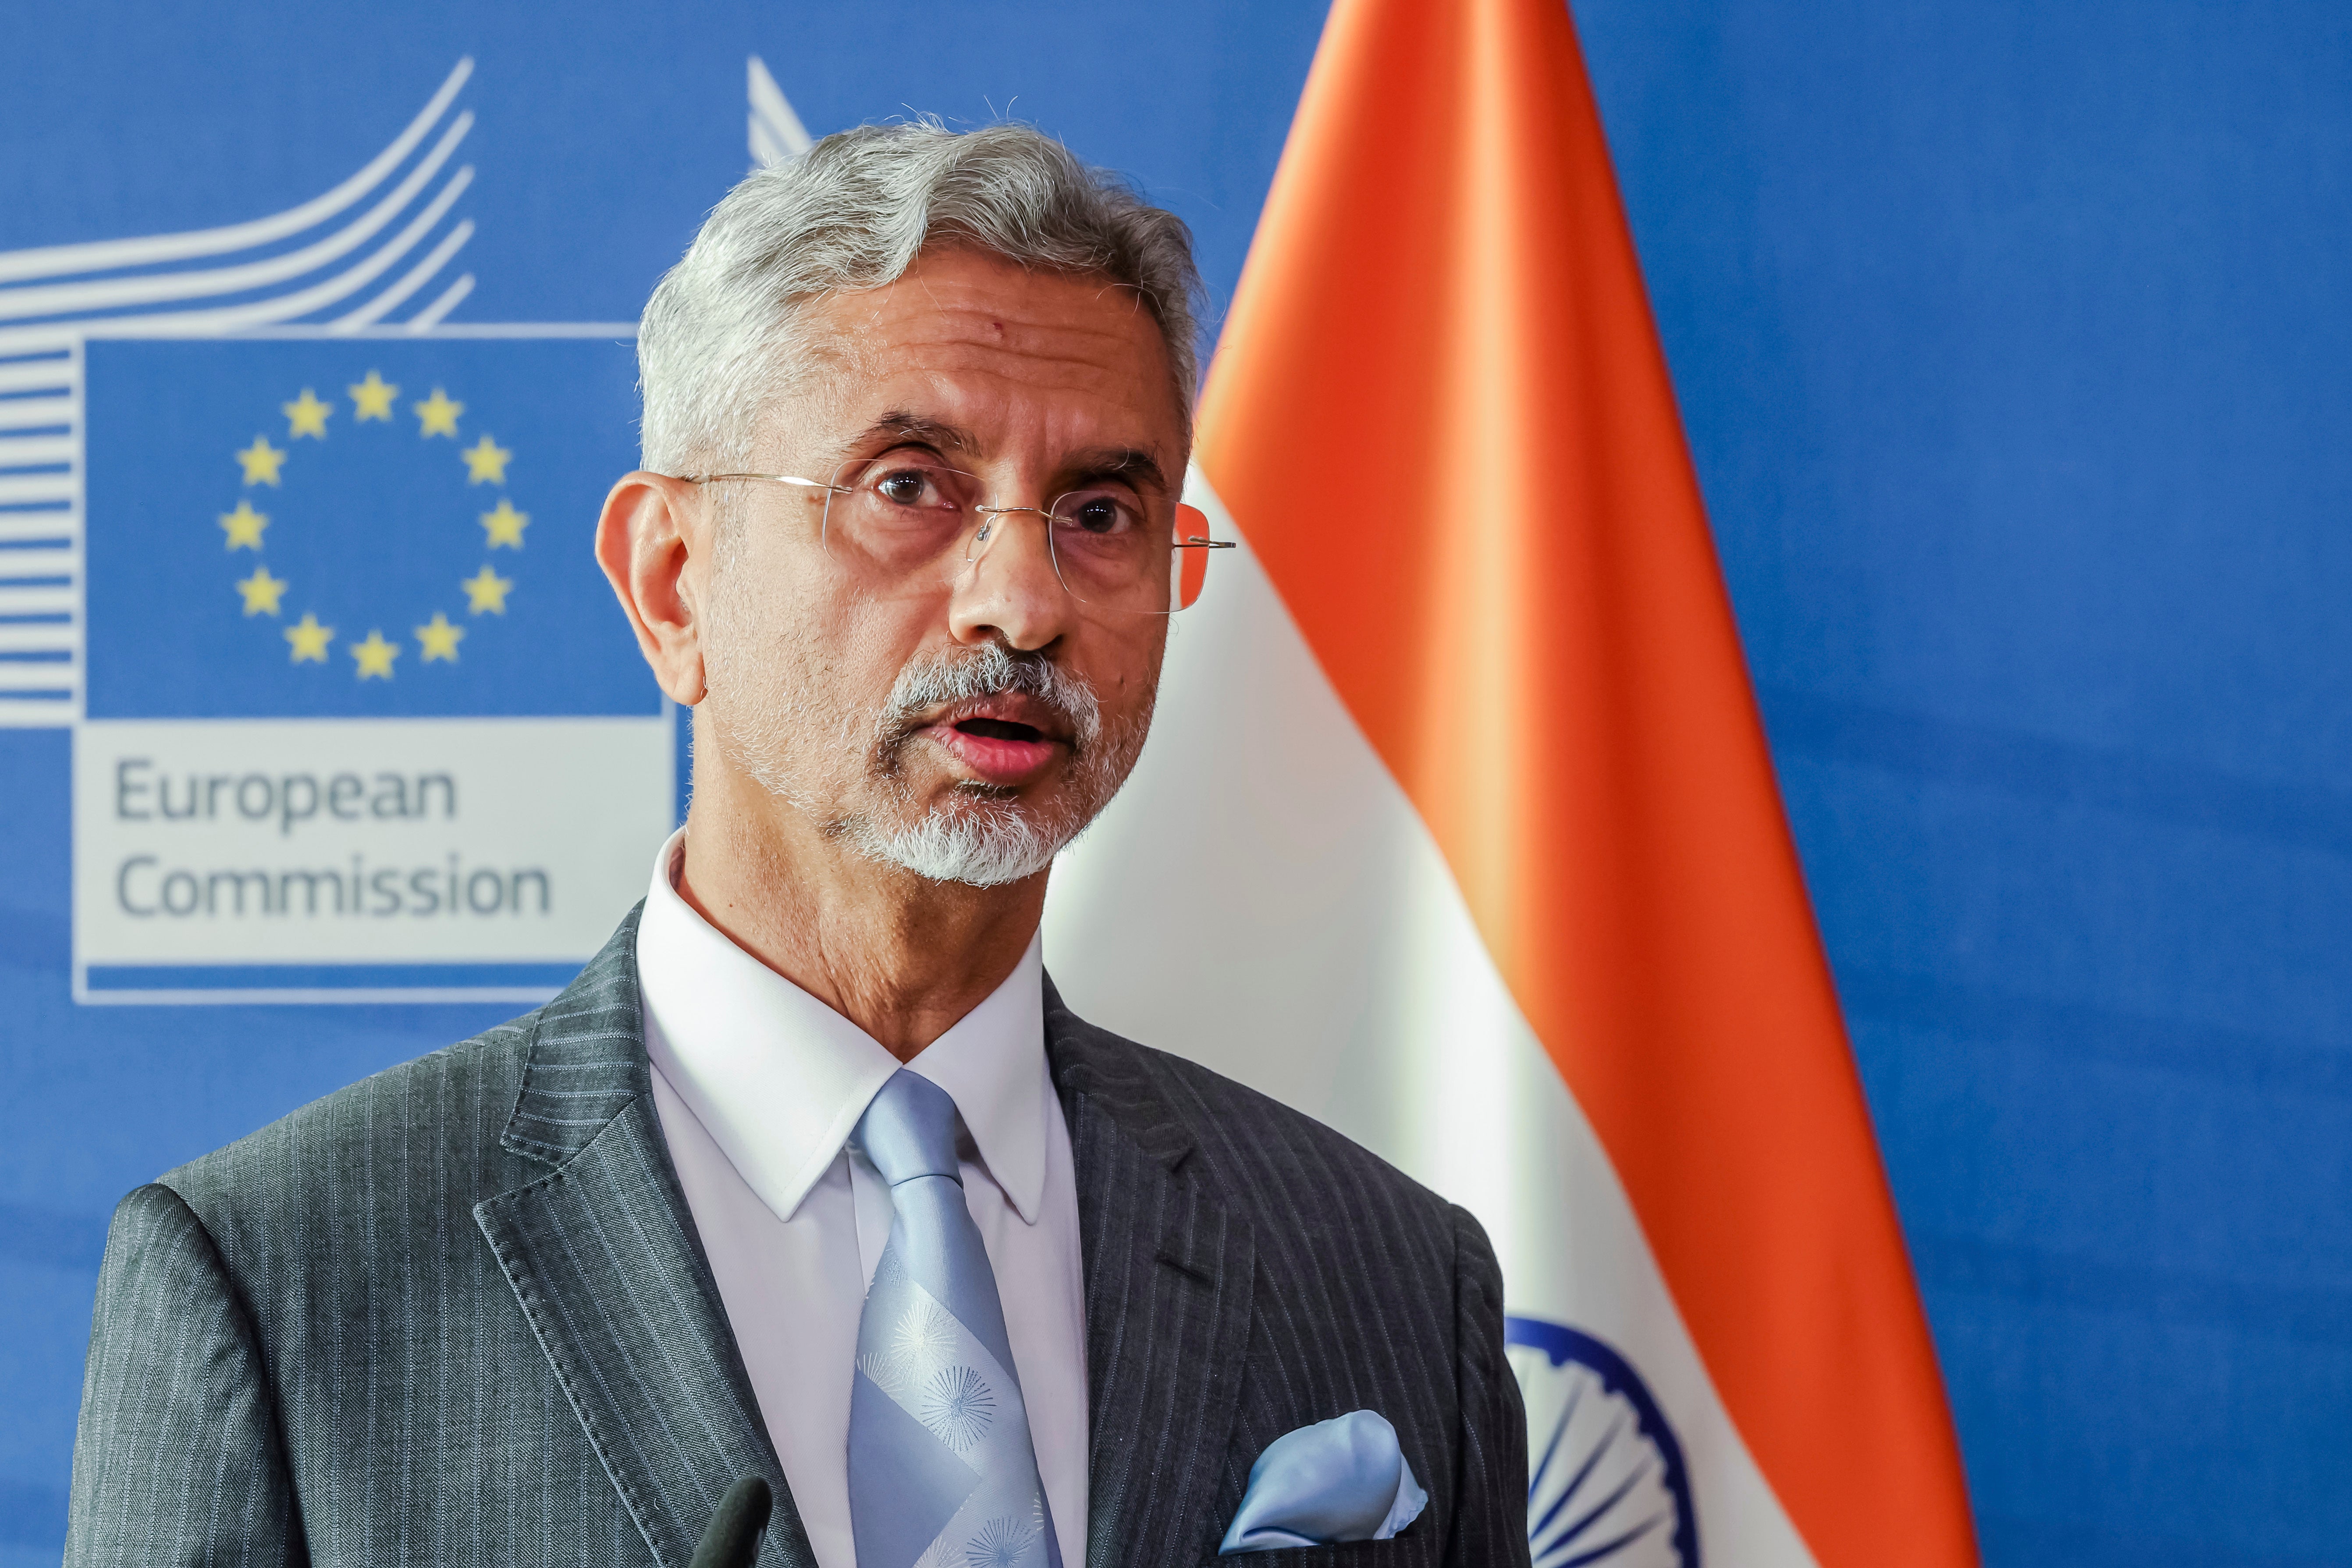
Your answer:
[917,699,1069,788]
[953,716,1047,744]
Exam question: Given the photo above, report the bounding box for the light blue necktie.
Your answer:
[849,1070,1062,1568]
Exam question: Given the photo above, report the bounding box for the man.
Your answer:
[67,123,1528,1568]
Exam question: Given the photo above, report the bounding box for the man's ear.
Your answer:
[596,471,709,705]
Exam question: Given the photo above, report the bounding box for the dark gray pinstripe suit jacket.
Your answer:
[66,911,1529,1568]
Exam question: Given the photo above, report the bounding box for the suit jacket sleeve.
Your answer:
[1448,1202,1531,1567]
[65,1183,300,1568]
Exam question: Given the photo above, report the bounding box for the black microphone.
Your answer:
[689,1476,772,1568]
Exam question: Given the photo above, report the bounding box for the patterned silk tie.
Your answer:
[848,1069,1062,1568]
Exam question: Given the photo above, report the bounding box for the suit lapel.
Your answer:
[477,931,1256,1568]
[1045,979,1258,1568]
[474,910,816,1568]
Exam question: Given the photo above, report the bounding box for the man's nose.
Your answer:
[947,508,1073,651]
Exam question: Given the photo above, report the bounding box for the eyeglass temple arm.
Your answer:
[1177,537,1237,551]
[681,473,846,492]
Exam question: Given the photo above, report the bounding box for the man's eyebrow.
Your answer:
[1068,448,1171,495]
[849,420,1169,493]
[854,413,979,455]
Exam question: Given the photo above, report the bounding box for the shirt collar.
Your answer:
[635,827,1049,1225]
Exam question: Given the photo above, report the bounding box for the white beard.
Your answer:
[703,596,1151,888]
[847,796,1066,887]
[843,640,1147,887]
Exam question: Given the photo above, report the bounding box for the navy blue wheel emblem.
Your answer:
[1506,1316,1699,1568]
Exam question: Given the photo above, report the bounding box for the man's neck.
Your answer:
[672,774,1048,1063]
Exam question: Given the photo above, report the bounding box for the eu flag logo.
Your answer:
[74,335,674,1003]
[85,337,654,719]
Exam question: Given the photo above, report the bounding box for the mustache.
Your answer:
[878,642,1103,756]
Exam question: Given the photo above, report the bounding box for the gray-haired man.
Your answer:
[67,124,1530,1568]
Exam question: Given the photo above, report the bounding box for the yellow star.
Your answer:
[349,370,398,421]
[235,565,288,615]
[414,612,465,663]
[282,388,331,439]
[480,498,529,549]
[461,434,511,485]
[461,564,513,614]
[219,498,268,550]
[236,436,287,486]
[351,629,399,680]
[414,386,465,438]
[284,613,334,663]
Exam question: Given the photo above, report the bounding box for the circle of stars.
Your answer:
[217,369,525,679]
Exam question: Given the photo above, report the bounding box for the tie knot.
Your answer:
[856,1070,964,1187]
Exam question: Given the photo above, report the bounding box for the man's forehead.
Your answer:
[824,253,1159,350]
[785,253,1184,454]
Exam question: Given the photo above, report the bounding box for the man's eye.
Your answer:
[1068,495,1129,534]
[876,471,932,505]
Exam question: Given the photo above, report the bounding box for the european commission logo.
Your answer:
[84,338,641,722]
[71,335,672,1002]
[0,53,834,1000]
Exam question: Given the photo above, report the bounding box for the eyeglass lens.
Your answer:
[821,451,1192,615]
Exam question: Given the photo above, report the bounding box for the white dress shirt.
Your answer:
[634,828,1089,1568]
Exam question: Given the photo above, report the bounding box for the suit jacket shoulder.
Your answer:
[1045,976,1474,1260]
[1043,982,1530,1568]
[69,912,699,1568]
[1094,1018,1454,1212]
[159,1014,543,1238]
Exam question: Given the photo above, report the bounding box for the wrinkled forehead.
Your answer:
[764,253,1187,469]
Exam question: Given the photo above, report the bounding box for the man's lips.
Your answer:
[914,695,1069,786]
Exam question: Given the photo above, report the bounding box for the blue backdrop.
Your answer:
[5,3,2348,1563]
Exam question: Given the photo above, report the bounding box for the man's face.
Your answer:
[696,248,1186,885]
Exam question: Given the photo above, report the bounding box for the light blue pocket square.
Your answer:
[1217,1409,1428,1554]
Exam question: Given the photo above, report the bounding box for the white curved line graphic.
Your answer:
[407,274,474,332]
[0,474,67,506]
[0,360,72,398]
[334,219,476,331]
[107,167,474,337]
[749,55,813,166]
[0,112,473,324]
[0,58,474,289]
[749,116,794,169]
[0,436,71,467]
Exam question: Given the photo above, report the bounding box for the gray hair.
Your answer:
[638,120,1205,475]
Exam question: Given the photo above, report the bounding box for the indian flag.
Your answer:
[1042,0,1980,1562]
